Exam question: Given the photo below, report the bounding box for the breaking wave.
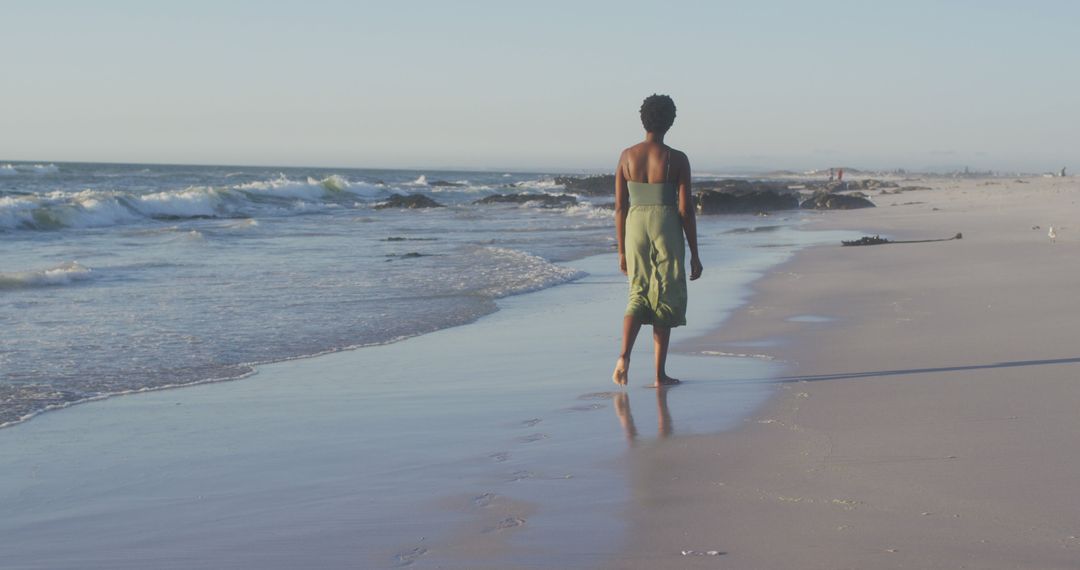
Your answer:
[453,246,585,298]
[0,163,59,175]
[0,175,384,231]
[0,261,93,289]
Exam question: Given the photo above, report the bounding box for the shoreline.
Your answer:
[0,213,834,569]
[610,176,1080,569]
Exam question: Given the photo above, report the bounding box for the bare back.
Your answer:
[621,142,682,184]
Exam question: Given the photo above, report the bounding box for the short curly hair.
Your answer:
[639,94,677,134]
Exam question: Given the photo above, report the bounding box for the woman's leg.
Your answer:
[652,325,680,386]
[613,315,642,385]
[613,392,638,442]
[656,384,673,437]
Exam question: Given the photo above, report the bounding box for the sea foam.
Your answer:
[30,163,60,174]
[0,175,383,231]
[0,261,93,289]
[467,246,585,298]
[0,163,59,175]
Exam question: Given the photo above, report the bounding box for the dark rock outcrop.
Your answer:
[373,193,445,209]
[427,180,465,187]
[800,191,875,210]
[473,193,578,207]
[696,189,800,214]
[696,179,791,193]
[693,179,802,214]
[554,174,615,196]
[863,179,899,189]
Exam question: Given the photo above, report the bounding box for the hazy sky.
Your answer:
[2,1,1077,172]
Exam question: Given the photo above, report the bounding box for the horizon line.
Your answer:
[0,157,1064,177]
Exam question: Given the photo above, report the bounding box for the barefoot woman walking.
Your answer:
[612,94,703,387]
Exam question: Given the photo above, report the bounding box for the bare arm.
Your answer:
[614,150,630,275]
[675,152,703,280]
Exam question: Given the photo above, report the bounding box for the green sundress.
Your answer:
[623,156,687,328]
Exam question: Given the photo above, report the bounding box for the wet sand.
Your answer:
[0,216,844,569]
[611,176,1080,569]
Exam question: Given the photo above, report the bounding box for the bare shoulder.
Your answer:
[616,146,632,175]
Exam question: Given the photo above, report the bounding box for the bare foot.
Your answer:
[612,357,629,386]
[651,374,681,387]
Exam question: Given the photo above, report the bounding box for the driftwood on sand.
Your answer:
[842,233,963,246]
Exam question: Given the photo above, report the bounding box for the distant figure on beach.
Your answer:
[838,167,844,182]
[612,94,703,387]
[828,168,835,182]
[1062,167,1067,178]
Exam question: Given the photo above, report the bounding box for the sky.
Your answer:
[2,1,1077,172]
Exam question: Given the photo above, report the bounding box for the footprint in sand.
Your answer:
[472,493,497,508]
[484,516,526,533]
[392,546,428,567]
[515,433,549,443]
[507,470,534,482]
[520,418,542,427]
[506,469,572,482]
[577,391,619,401]
[488,451,510,462]
[565,403,604,412]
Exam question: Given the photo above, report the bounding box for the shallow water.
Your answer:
[0,216,855,568]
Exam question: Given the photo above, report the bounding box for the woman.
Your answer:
[612,94,703,387]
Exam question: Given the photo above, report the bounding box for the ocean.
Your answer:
[0,162,624,426]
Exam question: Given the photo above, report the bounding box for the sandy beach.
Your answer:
[5,2,1077,568]
[611,176,1080,569]
[4,175,1079,569]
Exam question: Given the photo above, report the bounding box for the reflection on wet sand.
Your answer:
[613,388,673,444]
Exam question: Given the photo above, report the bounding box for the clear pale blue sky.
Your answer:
[2,1,1076,172]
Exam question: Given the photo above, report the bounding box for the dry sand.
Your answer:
[611,176,1080,569]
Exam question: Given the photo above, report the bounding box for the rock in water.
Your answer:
[696,189,800,214]
[473,193,578,207]
[374,194,445,210]
[801,191,875,210]
[554,175,615,196]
